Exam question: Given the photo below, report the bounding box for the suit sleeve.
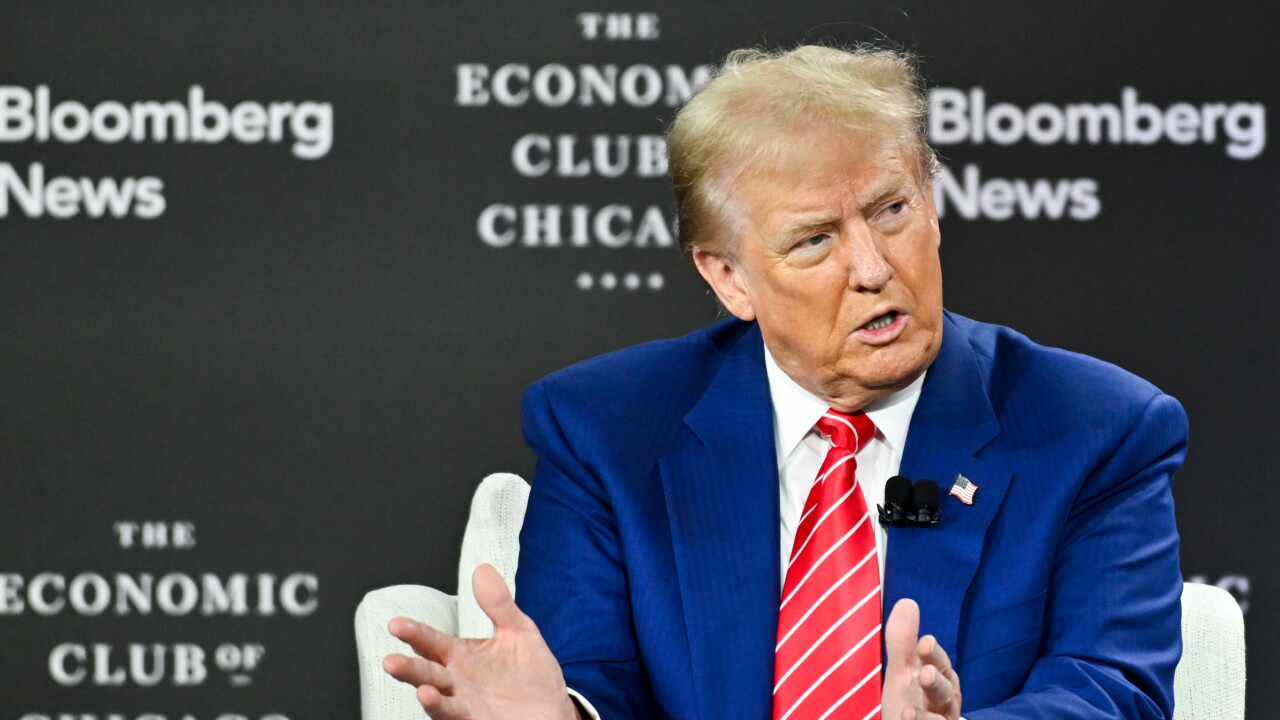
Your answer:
[515,381,653,719]
[969,392,1187,719]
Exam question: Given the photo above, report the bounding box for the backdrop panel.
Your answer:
[1,1,1274,716]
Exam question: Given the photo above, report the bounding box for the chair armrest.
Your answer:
[1175,582,1246,720]
[356,585,459,720]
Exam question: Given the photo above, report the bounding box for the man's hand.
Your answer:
[882,598,962,720]
[383,563,580,720]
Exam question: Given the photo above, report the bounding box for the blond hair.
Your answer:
[668,44,939,256]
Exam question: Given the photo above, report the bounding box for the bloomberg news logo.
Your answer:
[0,86,333,219]
[928,87,1267,221]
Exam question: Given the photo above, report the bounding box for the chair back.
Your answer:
[1174,582,1246,719]
[457,472,531,637]
[355,473,530,719]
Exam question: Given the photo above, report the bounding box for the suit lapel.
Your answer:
[886,313,1012,659]
[660,323,779,720]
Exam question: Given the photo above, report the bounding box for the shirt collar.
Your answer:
[763,346,925,463]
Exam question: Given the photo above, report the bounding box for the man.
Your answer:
[385,45,1185,719]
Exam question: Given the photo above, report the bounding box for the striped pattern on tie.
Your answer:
[773,410,881,720]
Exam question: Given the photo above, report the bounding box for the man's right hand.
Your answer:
[882,598,963,720]
[382,563,581,720]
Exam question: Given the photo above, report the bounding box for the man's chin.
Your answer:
[837,352,931,395]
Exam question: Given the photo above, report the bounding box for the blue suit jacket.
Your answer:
[517,312,1186,719]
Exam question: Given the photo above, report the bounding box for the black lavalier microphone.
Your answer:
[877,475,914,527]
[910,479,943,527]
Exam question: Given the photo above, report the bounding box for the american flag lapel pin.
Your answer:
[950,474,979,505]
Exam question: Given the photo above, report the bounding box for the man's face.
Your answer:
[694,126,944,411]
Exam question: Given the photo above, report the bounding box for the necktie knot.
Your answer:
[815,410,876,454]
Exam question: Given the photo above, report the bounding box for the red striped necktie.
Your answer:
[773,410,881,720]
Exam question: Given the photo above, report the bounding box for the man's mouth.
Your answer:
[861,311,900,331]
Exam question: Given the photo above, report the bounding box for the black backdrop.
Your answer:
[1,1,1275,717]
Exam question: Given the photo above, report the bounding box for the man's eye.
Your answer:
[885,201,906,215]
[801,233,829,247]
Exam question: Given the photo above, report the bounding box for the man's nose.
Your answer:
[845,225,893,292]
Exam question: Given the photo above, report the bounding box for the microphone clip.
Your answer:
[906,505,942,528]
[877,475,943,528]
[877,501,911,528]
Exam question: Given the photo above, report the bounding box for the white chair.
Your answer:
[355,472,530,720]
[354,474,1247,720]
[1174,582,1246,719]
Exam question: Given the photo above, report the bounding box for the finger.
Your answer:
[916,634,954,677]
[473,563,529,631]
[419,683,469,719]
[917,662,958,713]
[388,616,456,664]
[382,652,455,694]
[917,635,961,712]
[884,598,921,672]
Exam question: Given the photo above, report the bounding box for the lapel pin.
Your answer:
[949,474,979,505]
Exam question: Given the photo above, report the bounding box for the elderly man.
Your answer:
[385,45,1185,719]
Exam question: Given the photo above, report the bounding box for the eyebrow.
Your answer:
[858,177,912,209]
[777,177,914,238]
[780,216,840,238]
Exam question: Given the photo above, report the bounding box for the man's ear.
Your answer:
[692,247,756,321]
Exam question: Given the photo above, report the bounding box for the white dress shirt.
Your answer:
[570,351,925,719]
[765,348,925,586]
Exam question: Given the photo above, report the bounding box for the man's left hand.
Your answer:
[882,598,963,720]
